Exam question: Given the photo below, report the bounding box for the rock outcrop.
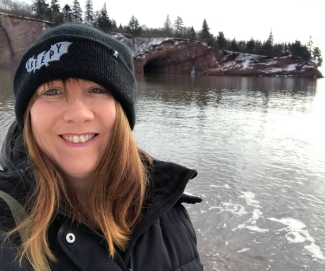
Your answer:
[113,35,222,75]
[0,12,51,68]
[133,38,222,75]
[0,13,323,78]
[216,50,323,78]
[121,36,322,78]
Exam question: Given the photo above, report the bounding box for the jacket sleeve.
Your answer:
[175,203,204,271]
[132,203,203,271]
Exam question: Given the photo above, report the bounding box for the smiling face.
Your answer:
[30,78,116,186]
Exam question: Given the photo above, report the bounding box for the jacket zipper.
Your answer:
[128,251,134,271]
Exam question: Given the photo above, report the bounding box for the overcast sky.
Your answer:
[25,0,325,74]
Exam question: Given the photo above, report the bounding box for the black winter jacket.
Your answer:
[0,122,203,271]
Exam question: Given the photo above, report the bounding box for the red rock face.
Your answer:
[0,12,51,68]
[134,41,322,78]
[216,50,323,78]
[134,39,223,75]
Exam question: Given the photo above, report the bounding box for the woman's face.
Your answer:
[30,78,116,185]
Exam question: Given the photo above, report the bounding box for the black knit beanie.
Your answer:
[13,23,136,130]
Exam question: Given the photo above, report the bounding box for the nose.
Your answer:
[63,97,94,125]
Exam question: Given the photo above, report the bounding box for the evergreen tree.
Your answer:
[253,40,263,55]
[312,46,323,66]
[126,15,142,50]
[263,30,274,57]
[174,16,183,37]
[200,19,213,46]
[284,43,289,54]
[126,15,142,37]
[288,40,310,60]
[32,0,50,20]
[216,31,227,49]
[163,14,172,36]
[111,19,117,30]
[72,0,82,23]
[50,0,62,25]
[230,38,239,51]
[307,36,314,56]
[273,43,285,56]
[189,27,196,40]
[84,0,94,25]
[237,40,246,52]
[62,4,72,22]
[246,38,255,53]
[95,3,112,32]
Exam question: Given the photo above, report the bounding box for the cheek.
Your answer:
[30,104,42,141]
[98,100,117,129]
[30,101,54,149]
[107,107,117,127]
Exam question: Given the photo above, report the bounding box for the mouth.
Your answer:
[60,134,98,143]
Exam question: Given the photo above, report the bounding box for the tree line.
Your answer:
[0,0,322,66]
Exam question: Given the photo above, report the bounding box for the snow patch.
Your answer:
[242,59,250,69]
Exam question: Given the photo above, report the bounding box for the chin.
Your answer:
[59,164,97,182]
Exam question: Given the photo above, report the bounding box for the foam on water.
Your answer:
[245,225,269,233]
[208,190,324,263]
[216,202,248,216]
[268,217,325,260]
[209,184,231,189]
[305,243,325,260]
[184,191,194,196]
[239,192,261,208]
[211,192,269,234]
[233,208,269,233]
[237,248,250,253]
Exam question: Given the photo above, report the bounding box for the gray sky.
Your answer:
[26,0,325,74]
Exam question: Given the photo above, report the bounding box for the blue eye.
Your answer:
[91,88,109,94]
[44,89,61,96]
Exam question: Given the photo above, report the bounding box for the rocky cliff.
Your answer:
[0,13,322,78]
[124,36,322,78]
[0,12,51,68]
[128,37,222,75]
[216,50,322,78]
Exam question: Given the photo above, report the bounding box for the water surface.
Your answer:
[1,69,325,270]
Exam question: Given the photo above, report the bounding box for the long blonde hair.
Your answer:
[9,95,150,270]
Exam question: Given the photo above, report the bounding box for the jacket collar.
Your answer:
[122,158,201,262]
[0,121,28,172]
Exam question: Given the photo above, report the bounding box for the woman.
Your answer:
[0,23,203,271]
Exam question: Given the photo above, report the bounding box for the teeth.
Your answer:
[63,134,95,143]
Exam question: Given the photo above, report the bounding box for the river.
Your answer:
[1,69,325,270]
